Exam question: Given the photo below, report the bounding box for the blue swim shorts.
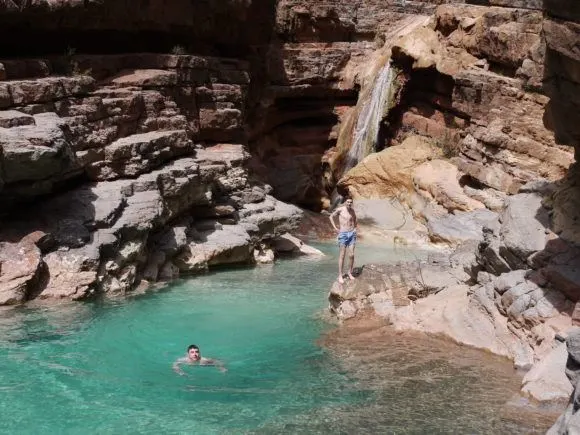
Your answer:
[338,230,357,247]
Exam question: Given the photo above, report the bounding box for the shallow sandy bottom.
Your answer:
[318,316,561,434]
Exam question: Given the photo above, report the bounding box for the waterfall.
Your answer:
[345,62,395,172]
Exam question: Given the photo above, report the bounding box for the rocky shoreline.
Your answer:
[328,180,579,417]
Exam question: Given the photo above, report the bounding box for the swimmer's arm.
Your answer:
[172,358,188,376]
[201,358,228,372]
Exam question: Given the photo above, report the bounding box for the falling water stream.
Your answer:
[345,62,396,171]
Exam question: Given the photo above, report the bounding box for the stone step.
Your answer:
[194,144,249,166]
[0,76,95,110]
[0,109,35,128]
[85,129,193,181]
[0,58,53,81]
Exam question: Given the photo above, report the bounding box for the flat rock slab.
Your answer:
[521,342,573,403]
[500,193,551,266]
[0,237,42,305]
[108,69,178,87]
[0,109,35,128]
[195,143,249,167]
[428,208,499,244]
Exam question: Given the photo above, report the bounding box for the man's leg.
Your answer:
[347,242,356,280]
[338,244,346,283]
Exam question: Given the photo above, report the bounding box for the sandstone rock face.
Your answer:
[339,135,441,199]
[413,159,485,212]
[0,51,307,304]
[336,2,575,219]
[0,236,43,305]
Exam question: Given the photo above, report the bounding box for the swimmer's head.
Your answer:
[187,344,201,361]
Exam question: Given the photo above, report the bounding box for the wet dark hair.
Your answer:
[343,196,353,203]
[187,344,199,352]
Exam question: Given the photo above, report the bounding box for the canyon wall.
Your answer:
[0,1,301,304]
[0,1,578,319]
[542,1,580,433]
[320,0,580,421]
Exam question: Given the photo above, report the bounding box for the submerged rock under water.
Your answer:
[316,317,560,434]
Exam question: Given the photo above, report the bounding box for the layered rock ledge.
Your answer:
[0,53,310,304]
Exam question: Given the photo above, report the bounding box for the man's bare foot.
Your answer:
[348,273,355,280]
[338,275,345,284]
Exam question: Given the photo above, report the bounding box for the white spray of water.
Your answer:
[345,62,396,171]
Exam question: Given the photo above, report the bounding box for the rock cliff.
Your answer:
[0,0,301,304]
[319,0,580,422]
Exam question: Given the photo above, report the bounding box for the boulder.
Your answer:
[521,342,573,403]
[499,193,550,268]
[253,243,275,264]
[0,237,43,304]
[339,135,442,199]
[271,233,325,257]
[39,248,98,300]
[413,159,485,212]
[427,209,499,244]
[176,224,253,271]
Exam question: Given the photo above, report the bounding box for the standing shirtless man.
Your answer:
[329,197,357,283]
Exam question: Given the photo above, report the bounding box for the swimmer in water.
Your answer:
[173,344,227,375]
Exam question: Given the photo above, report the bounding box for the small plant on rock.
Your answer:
[437,129,461,159]
[171,45,188,55]
[65,46,92,77]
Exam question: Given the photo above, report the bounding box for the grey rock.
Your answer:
[521,342,573,403]
[0,110,35,128]
[463,185,506,211]
[477,271,494,285]
[112,190,164,238]
[215,166,248,193]
[544,264,580,303]
[477,227,512,276]
[239,186,266,204]
[87,130,193,181]
[0,112,75,184]
[428,209,499,244]
[519,179,557,196]
[151,220,191,256]
[567,329,580,367]
[449,239,480,278]
[239,195,303,239]
[499,193,550,268]
[501,281,539,309]
[506,293,532,322]
[494,270,528,295]
[158,262,179,281]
